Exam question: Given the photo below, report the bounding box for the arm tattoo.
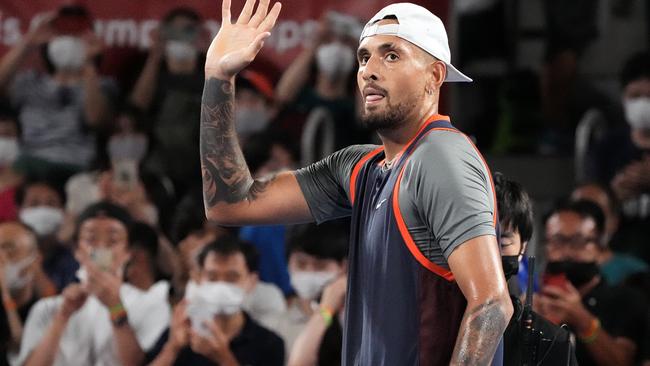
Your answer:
[450,299,508,365]
[200,77,273,208]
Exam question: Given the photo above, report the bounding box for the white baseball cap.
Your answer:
[360,3,472,82]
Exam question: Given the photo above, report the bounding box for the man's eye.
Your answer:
[359,55,369,65]
[386,53,399,61]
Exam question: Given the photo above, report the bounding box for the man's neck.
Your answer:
[378,104,440,161]
[216,311,246,340]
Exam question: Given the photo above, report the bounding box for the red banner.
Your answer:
[0,0,448,79]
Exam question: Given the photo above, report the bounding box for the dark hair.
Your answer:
[162,7,201,25]
[493,173,534,244]
[621,51,650,88]
[287,221,349,262]
[129,222,162,279]
[15,179,66,207]
[242,132,273,174]
[544,199,606,244]
[75,201,134,241]
[170,189,206,244]
[197,236,259,273]
[572,182,621,218]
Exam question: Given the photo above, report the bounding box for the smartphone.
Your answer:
[91,248,113,272]
[112,160,139,190]
[542,272,569,292]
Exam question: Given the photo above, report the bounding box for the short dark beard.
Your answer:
[360,94,421,132]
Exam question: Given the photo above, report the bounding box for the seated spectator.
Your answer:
[14,201,171,366]
[538,200,648,365]
[234,70,277,141]
[16,179,77,291]
[147,236,284,366]
[272,222,348,359]
[571,183,648,285]
[131,7,206,197]
[0,222,57,363]
[0,6,116,181]
[274,11,368,147]
[0,104,22,223]
[586,51,650,261]
[288,275,346,366]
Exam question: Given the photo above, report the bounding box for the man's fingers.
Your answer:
[247,32,271,55]
[236,0,257,24]
[249,0,270,27]
[257,2,281,32]
[222,0,232,24]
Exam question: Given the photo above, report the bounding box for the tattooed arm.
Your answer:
[448,235,514,365]
[200,0,312,225]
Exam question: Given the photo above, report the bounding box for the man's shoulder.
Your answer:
[410,128,476,160]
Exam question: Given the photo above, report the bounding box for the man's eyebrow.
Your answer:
[357,42,402,58]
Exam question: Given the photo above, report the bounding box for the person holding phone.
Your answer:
[0,5,116,181]
[13,202,171,366]
[539,200,648,366]
[147,236,284,366]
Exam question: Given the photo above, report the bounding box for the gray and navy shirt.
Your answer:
[294,116,499,365]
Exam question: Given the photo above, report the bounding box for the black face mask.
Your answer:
[545,260,600,288]
[501,256,519,280]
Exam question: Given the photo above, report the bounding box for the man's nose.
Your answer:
[360,57,380,81]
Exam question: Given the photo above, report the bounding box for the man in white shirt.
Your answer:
[14,202,170,366]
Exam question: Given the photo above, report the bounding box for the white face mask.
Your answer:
[290,271,337,301]
[316,42,355,80]
[19,206,65,237]
[47,36,86,71]
[235,106,270,136]
[108,133,149,162]
[185,280,245,336]
[165,40,198,63]
[4,255,36,291]
[624,97,650,130]
[0,137,18,167]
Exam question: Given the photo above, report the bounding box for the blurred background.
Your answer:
[0,0,648,365]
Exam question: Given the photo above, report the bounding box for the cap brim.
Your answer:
[444,62,472,82]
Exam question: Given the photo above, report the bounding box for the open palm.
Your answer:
[205,0,282,79]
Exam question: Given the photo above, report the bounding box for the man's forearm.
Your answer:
[82,63,110,126]
[113,322,145,366]
[450,298,510,365]
[200,77,270,209]
[25,312,69,366]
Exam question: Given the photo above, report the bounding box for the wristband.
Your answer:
[579,317,600,344]
[109,302,128,326]
[320,305,334,327]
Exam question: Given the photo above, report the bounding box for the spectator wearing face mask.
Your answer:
[0,104,23,223]
[147,236,284,366]
[587,51,650,225]
[269,222,348,360]
[275,11,369,148]
[571,183,648,284]
[16,179,77,291]
[0,6,117,181]
[234,70,277,142]
[0,222,57,364]
[14,202,171,366]
[493,174,578,366]
[130,7,207,198]
[537,200,649,366]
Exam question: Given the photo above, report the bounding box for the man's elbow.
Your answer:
[204,206,242,226]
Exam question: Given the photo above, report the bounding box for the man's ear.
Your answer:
[427,60,446,92]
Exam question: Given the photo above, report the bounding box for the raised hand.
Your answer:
[205,0,282,79]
